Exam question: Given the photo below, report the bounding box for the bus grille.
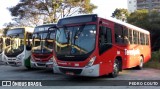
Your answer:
[34,55,49,59]
[8,59,16,61]
[59,68,82,75]
[37,63,46,66]
[8,62,15,65]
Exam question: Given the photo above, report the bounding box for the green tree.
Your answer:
[127,9,160,31]
[8,0,97,26]
[127,9,149,29]
[3,22,14,36]
[112,8,129,21]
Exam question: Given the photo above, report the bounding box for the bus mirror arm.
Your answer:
[48,26,58,32]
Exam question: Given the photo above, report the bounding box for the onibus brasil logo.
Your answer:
[1,81,42,86]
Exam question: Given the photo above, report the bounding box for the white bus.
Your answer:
[3,27,34,68]
[31,24,56,68]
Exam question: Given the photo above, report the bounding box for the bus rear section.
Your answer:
[53,14,151,77]
[31,24,56,69]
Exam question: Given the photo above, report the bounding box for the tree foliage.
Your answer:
[127,10,148,30]
[2,22,14,36]
[127,9,160,31]
[8,0,97,26]
[112,8,129,21]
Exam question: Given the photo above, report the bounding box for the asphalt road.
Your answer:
[0,64,160,89]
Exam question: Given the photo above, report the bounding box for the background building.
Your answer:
[137,0,160,11]
[127,0,137,13]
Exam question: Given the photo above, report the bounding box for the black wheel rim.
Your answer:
[113,60,119,76]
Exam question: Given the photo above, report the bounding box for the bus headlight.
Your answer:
[17,54,24,60]
[53,56,58,66]
[86,56,96,68]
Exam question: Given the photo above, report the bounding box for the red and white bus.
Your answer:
[52,14,151,77]
[31,24,56,68]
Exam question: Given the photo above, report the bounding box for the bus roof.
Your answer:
[9,27,34,33]
[33,23,57,33]
[35,23,57,28]
[59,14,149,34]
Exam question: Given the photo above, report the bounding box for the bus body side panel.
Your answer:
[123,45,139,68]
[24,46,32,67]
[98,48,116,76]
[24,29,31,67]
[140,45,151,63]
[123,45,151,69]
[98,19,117,76]
[98,18,151,76]
[143,34,151,63]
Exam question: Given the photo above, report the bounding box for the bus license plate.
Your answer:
[66,72,74,75]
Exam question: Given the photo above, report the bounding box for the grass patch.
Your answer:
[144,51,160,69]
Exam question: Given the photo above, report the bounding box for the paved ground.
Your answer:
[0,64,160,89]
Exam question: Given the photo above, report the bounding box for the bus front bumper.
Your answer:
[53,64,100,77]
[31,61,53,69]
[6,59,23,67]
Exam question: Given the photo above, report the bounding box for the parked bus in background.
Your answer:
[31,24,56,68]
[52,14,151,77]
[3,27,34,69]
[0,35,4,62]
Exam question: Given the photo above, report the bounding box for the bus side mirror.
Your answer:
[48,26,58,32]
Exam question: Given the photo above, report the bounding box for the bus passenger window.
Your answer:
[99,26,112,55]
[129,29,133,44]
[133,30,138,44]
[123,28,130,44]
[140,33,145,45]
[124,36,130,44]
[145,34,149,45]
[114,24,123,44]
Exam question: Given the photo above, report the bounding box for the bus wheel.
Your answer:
[137,56,143,70]
[110,59,119,78]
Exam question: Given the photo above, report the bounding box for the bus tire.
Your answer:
[136,56,143,70]
[109,59,120,78]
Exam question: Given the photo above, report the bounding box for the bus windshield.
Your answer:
[32,31,55,54]
[5,34,24,56]
[0,37,3,53]
[55,24,96,56]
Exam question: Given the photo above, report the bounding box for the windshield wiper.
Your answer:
[35,33,42,53]
[73,24,86,45]
[70,24,86,54]
[44,32,53,52]
[63,25,70,44]
[59,25,71,46]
